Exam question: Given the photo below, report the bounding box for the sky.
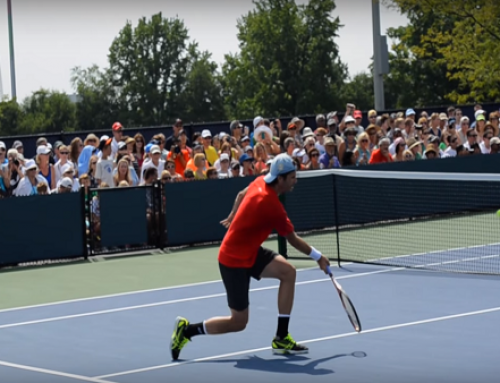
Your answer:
[0,0,407,101]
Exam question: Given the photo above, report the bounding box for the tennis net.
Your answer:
[278,168,500,275]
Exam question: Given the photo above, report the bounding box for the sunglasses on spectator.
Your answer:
[60,151,69,155]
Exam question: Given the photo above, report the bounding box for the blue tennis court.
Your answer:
[1,257,499,383]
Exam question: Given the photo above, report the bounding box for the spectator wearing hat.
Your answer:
[489,137,500,154]
[96,138,115,187]
[354,132,371,165]
[57,163,80,192]
[352,110,364,134]
[369,138,393,164]
[439,113,449,131]
[84,134,100,150]
[423,144,438,159]
[319,137,340,169]
[457,117,470,145]
[35,145,56,190]
[286,121,302,148]
[12,140,23,156]
[406,108,416,121]
[406,138,423,160]
[239,153,254,176]
[140,144,165,184]
[15,160,49,196]
[200,129,219,166]
[392,137,407,162]
[218,153,231,179]
[111,122,124,159]
[51,177,74,194]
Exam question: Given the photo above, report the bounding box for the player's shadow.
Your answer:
[200,352,367,375]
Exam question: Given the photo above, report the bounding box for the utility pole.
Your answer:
[7,0,17,99]
[372,0,385,110]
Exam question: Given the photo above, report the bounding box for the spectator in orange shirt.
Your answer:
[167,137,190,177]
[369,138,393,164]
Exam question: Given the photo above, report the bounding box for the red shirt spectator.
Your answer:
[369,138,393,164]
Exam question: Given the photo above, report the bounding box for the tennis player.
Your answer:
[170,153,330,360]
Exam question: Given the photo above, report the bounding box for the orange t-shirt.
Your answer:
[167,149,190,177]
[219,176,294,268]
[368,148,393,164]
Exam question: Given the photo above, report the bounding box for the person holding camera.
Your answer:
[167,136,190,178]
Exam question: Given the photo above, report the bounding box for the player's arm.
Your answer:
[285,231,330,273]
[220,186,249,228]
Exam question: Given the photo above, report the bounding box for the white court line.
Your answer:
[94,305,500,379]
[0,266,321,314]
[0,268,397,330]
[0,360,114,383]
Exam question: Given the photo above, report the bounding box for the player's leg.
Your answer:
[254,247,308,355]
[169,265,250,361]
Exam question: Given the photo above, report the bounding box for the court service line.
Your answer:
[0,267,398,330]
[0,359,114,383]
[0,266,322,314]
[94,305,500,379]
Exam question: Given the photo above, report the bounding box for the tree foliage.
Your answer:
[221,0,348,119]
[386,0,500,104]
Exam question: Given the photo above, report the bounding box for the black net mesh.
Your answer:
[280,169,500,275]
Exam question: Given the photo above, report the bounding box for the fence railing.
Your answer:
[2,154,500,270]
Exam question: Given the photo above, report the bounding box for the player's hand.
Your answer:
[317,255,330,275]
[220,212,235,228]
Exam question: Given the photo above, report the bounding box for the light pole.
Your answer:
[372,0,385,110]
[7,0,17,99]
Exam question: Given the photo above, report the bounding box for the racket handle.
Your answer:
[326,265,332,277]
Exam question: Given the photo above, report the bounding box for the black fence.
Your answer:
[2,101,500,159]
[2,154,500,273]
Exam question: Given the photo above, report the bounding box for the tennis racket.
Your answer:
[326,265,362,333]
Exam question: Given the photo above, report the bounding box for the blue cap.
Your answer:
[239,153,251,165]
[145,143,153,154]
[406,108,416,117]
[264,153,296,184]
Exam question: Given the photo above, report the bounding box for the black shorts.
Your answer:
[219,246,279,312]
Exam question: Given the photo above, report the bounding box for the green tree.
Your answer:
[386,0,499,104]
[340,72,374,112]
[19,89,76,134]
[70,65,120,131]
[181,48,226,123]
[0,99,24,136]
[221,0,347,119]
[107,12,225,126]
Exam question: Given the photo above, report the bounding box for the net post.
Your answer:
[278,193,288,258]
[332,172,341,268]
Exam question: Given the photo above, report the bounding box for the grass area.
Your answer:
[288,212,500,265]
[0,239,316,311]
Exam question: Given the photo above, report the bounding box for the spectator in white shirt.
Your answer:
[140,145,165,184]
[111,122,124,159]
[53,145,75,185]
[479,130,493,154]
[443,136,459,157]
[58,163,80,192]
[490,137,500,154]
[95,138,115,187]
[15,160,50,196]
[52,177,74,194]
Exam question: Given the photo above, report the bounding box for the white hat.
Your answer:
[253,116,264,128]
[61,163,74,174]
[202,129,212,138]
[150,145,161,154]
[220,153,230,162]
[219,132,228,140]
[36,145,51,155]
[60,177,73,189]
[460,116,470,123]
[0,141,6,149]
[475,110,485,119]
[25,159,37,171]
[254,125,273,140]
[344,115,356,123]
[301,127,314,139]
[100,135,110,141]
[245,146,253,153]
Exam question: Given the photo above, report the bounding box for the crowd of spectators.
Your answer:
[1,104,499,199]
